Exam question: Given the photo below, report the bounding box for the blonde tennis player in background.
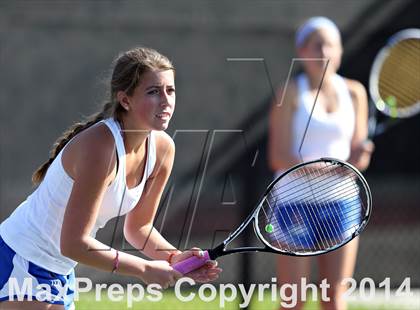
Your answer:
[269,17,374,310]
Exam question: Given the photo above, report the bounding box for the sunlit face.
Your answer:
[121,70,175,131]
[297,28,343,76]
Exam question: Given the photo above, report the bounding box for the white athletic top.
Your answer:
[0,118,156,275]
[271,73,357,216]
[291,73,355,161]
[274,73,355,181]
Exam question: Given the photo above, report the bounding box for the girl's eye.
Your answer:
[167,88,176,94]
[147,89,159,95]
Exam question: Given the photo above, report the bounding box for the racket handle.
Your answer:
[172,251,210,275]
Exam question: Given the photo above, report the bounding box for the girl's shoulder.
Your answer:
[62,122,117,179]
[272,78,299,112]
[69,122,116,155]
[342,78,367,98]
[342,78,368,109]
[147,131,175,178]
[153,130,175,157]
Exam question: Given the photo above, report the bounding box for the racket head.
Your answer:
[369,29,420,118]
[254,158,372,256]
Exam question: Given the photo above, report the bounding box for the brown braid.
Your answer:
[32,47,174,185]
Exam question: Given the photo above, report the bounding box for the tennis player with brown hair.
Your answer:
[0,47,221,310]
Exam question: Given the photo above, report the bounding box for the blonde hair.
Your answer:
[32,47,174,185]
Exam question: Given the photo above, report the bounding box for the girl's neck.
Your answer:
[118,117,150,154]
[306,71,336,92]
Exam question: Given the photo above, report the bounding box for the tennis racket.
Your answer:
[368,28,420,137]
[173,157,372,275]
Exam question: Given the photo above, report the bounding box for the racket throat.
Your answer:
[207,243,226,260]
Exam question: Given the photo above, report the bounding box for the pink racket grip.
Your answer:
[172,251,210,275]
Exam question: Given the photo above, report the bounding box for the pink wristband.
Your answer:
[112,251,119,273]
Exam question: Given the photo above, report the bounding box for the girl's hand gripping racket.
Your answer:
[173,158,372,275]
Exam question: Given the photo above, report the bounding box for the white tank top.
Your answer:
[274,74,356,208]
[0,118,156,275]
[291,73,355,161]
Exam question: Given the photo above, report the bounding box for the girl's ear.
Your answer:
[116,91,130,111]
[296,45,306,58]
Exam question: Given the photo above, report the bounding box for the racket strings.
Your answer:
[269,162,339,193]
[258,162,368,253]
[291,175,363,212]
[263,193,362,250]
[270,182,364,237]
[266,197,325,250]
[268,164,347,202]
[378,39,420,111]
[269,165,361,205]
[273,175,358,206]
[259,203,288,250]
[260,199,364,251]
[270,185,364,229]
[261,199,362,252]
[283,164,365,240]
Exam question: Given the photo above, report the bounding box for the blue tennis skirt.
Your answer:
[0,235,75,309]
[273,198,362,250]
